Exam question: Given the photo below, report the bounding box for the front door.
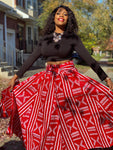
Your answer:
[7,30,16,66]
[27,26,32,53]
[0,25,3,61]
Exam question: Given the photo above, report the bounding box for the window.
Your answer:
[17,24,24,50]
[34,28,37,45]
[33,0,37,11]
[28,27,32,44]
[27,26,33,53]
[17,0,23,7]
[38,1,42,15]
[26,0,32,9]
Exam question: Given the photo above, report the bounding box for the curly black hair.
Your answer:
[42,5,78,35]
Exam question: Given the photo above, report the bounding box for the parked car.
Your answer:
[72,51,82,64]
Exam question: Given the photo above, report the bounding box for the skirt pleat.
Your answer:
[0,61,113,150]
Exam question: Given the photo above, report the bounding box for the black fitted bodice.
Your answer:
[16,32,107,81]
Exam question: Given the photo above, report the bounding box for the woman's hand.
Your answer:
[105,77,113,91]
[8,74,18,91]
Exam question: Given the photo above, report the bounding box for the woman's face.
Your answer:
[54,7,68,29]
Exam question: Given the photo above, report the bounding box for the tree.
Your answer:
[91,2,113,49]
[37,0,113,52]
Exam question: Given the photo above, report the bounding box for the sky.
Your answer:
[98,0,103,3]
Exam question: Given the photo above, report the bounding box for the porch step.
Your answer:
[8,70,18,76]
[0,62,8,66]
[0,66,13,72]
[0,66,18,79]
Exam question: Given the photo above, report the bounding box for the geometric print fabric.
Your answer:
[0,61,113,150]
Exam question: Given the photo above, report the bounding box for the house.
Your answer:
[106,34,113,58]
[92,46,102,56]
[0,0,42,69]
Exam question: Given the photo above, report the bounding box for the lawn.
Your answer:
[75,64,90,74]
[108,58,113,62]
[92,53,105,61]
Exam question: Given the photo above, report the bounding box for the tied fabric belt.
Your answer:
[46,60,76,75]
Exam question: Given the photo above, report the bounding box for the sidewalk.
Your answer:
[19,68,45,82]
[84,57,113,83]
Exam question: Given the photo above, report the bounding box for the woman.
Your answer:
[1,5,113,150]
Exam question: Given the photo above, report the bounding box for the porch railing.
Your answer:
[0,41,24,75]
[0,41,6,63]
[16,48,24,65]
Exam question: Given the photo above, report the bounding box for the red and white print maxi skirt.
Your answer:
[0,61,113,150]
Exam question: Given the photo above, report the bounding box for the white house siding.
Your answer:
[0,0,13,8]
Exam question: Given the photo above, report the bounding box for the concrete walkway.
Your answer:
[20,68,45,82]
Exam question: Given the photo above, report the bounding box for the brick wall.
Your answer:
[7,17,17,30]
[0,11,4,24]
[7,16,26,50]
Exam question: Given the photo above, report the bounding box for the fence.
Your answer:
[16,48,24,65]
[0,41,24,74]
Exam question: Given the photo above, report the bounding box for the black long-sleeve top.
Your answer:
[16,32,108,81]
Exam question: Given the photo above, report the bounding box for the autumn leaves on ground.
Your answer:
[0,78,25,150]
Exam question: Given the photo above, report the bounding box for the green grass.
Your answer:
[74,53,106,74]
[75,64,90,74]
[92,53,105,61]
[108,58,113,62]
